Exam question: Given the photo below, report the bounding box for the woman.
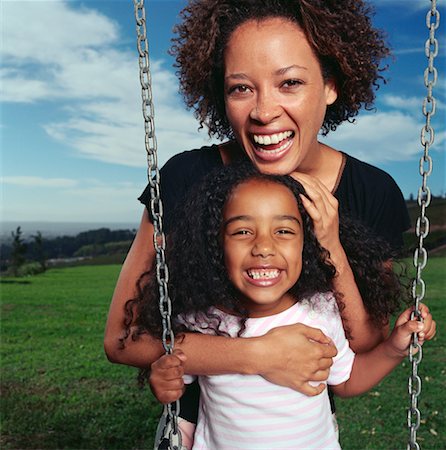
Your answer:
[104,0,410,422]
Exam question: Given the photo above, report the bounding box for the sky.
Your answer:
[1,0,445,227]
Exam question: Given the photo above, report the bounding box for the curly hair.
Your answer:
[171,0,390,138]
[124,163,407,350]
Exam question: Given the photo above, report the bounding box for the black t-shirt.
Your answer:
[139,145,410,422]
[140,144,410,249]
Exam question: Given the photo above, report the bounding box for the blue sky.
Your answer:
[1,0,445,225]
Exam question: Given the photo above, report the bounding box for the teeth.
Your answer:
[247,269,280,280]
[253,131,292,146]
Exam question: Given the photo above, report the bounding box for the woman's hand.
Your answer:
[149,349,187,404]
[290,172,341,255]
[255,323,338,396]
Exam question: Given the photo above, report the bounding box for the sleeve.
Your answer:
[368,175,411,251]
[326,307,355,386]
[138,152,193,235]
[183,374,197,385]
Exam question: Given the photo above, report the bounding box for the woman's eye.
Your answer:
[227,84,251,95]
[282,79,303,89]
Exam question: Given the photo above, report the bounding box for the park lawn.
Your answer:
[1,259,445,449]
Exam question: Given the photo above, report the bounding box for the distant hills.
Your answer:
[0,221,138,242]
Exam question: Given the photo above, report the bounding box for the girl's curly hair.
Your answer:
[171,0,390,139]
[124,163,407,352]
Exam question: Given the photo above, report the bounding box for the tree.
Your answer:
[32,231,47,272]
[10,226,27,276]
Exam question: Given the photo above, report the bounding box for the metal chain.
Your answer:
[132,2,181,449]
[407,2,439,449]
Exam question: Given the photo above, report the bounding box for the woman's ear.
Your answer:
[324,78,338,106]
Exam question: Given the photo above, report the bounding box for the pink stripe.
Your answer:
[206,393,322,411]
[210,424,337,446]
[209,408,326,430]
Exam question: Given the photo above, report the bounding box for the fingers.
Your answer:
[418,304,436,340]
[303,325,334,347]
[310,368,331,382]
[394,306,414,327]
[149,351,186,404]
[396,304,436,343]
[291,173,340,251]
[299,382,327,397]
[292,172,339,211]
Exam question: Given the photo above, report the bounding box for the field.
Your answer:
[1,259,445,449]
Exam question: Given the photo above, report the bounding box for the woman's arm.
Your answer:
[104,209,338,395]
[294,174,387,353]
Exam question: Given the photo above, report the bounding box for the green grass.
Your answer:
[1,261,445,449]
[336,257,445,449]
[1,266,161,450]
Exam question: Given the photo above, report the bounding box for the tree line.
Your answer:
[1,227,136,276]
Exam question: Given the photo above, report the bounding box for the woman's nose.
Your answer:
[249,93,282,124]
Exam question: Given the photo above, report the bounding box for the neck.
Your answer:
[293,142,343,193]
[243,294,296,319]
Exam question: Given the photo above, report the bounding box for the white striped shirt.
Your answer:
[181,293,355,450]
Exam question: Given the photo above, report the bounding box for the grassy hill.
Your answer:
[403,197,446,257]
[1,261,445,449]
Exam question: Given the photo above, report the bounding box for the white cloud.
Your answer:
[381,94,422,111]
[1,0,215,169]
[321,110,446,164]
[1,176,78,188]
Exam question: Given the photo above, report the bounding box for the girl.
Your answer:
[127,163,435,449]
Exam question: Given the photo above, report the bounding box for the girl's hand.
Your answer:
[149,349,187,404]
[290,172,341,254]
[416,303,436,344]
[387,304,436,357]
[257,323,338,396]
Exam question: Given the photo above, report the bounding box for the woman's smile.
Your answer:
[224,17,337,175]
[251,131,294,162]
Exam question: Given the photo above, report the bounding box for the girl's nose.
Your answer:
[252,235,276,258]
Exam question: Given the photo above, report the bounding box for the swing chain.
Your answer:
[133,1,182,449]
[407,1,439,449]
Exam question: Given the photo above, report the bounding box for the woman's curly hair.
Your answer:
[171,0,390,138]
[124,163,407,350]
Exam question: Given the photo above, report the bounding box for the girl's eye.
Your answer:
[276,229,296,236]
[233,229,251,236]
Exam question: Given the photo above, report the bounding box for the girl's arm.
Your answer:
[331,304,436,398]
[295,174,387,353]
[104,209,338,395]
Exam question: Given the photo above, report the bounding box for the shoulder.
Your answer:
[340,153,401,194]
[299,292,342,331]
[161,145,222,177]
[336,153,410,248]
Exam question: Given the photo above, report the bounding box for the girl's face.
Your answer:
[222,179,304,317]
[224,17,337,175]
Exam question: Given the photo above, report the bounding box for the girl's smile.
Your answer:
[222,178,304,318]
[224,17,337,175]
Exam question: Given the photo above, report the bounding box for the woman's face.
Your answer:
[224,17,337,175]
[222,179,303,317]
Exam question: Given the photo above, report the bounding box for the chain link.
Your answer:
[407,1,439,449]
[132,2,181,449]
